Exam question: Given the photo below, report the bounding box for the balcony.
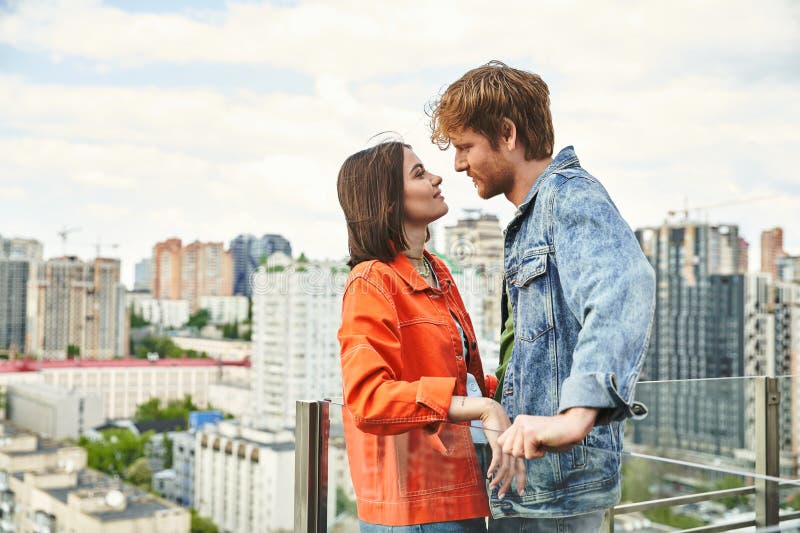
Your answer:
[295,376,800,532]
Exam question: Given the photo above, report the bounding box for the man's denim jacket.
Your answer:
[492,146,655,519]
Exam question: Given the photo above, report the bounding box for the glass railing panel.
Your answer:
[326,399,489,529]
[618,450,755,530]
[626,377,758,473]
[328,400,359,533]
[775,375,800,517]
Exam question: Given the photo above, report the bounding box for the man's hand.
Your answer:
[496,407,599,459]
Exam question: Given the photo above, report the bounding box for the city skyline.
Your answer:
[1,0,798,285]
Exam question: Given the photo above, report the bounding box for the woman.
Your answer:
[336,141,524,532]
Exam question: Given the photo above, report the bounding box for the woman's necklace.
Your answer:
[406,255,431,278]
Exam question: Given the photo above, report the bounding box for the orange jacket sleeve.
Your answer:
[338,275,456,435]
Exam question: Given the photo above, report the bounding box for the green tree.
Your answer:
[336,487,357,517]
[125,456,152,488]
[134,395,202,426]
[712,475,747,508]
[190,509,219,533]
[222,320,239,339]
[133,336,184,359]
[643,508,705,529]
[67,344,80,358]
[129,305,150,328]
[186,309,210,329]
[163,433,174,469]
[242,329,252,341]
[78,428,152,478]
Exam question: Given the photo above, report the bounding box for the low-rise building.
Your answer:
[171,336,251,361]
[197,295,249,325]
[129,298,190,329]
[0,357,250,419]
[0,421,189,532]
[6,382,104,440]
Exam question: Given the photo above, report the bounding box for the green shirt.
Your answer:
[494,287,514,402]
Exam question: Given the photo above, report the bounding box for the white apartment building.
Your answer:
[208,382,253,418]
[198,295,249,325]
[172,336,251,361]
[194,420,297,533]
[251,253,345,426]
[129,297,191,329]
[0,357,251,419]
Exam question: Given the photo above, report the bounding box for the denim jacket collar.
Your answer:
[515,146,581,217]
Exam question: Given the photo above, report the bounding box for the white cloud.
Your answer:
[0,0,798,285]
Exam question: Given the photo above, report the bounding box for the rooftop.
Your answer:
[0,356,251,373]
[42,469,175,522]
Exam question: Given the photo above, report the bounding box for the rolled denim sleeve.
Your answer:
[552,176,655,422]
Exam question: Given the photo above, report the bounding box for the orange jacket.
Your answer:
[338,251,490,526]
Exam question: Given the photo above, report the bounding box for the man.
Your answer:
[429,61,655,531]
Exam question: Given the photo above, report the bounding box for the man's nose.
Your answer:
[454,153,468,173]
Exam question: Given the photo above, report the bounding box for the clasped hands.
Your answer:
[485,406,598,499]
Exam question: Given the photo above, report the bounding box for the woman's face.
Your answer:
[402,147,448,227]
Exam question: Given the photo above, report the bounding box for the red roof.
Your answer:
[0,356,251,373]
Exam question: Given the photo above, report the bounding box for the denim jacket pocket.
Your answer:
[510,252,554,342]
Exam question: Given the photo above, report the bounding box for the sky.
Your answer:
[0,0,798,287]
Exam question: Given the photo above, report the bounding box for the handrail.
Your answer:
[613,486,755,514]
[298,376,788,533]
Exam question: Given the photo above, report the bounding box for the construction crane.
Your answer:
[76,237,120,259]
[57,226,81,255]
[667,195,779,221]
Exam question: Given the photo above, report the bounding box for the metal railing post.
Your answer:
[755,376,779,528]
[295,400,330,533]
[604,507,614,533]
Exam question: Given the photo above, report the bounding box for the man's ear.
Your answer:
[501,118,517,152]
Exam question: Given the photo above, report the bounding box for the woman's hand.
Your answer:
[480,400,527,499]
[448,396,526,499]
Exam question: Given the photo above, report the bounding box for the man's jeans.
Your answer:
[488,512,605,533]
[475,444,606,533]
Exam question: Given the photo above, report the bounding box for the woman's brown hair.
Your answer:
[428,60,554,161]
[337,141,411,268]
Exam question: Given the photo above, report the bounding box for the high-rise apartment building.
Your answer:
[0,236,43,353]
[0,260,30,353]
[738,237,750,273]
[153,239,233,310]
[153,238,183,300]
[632,223,746,455]
[34,257,127,359]
[443,211,504,343]
[230,234,292,297]
[634,222,800,472]
[761,227,787,280]
[777,255,800,284]
[251,253,344,426]
[133,257,153,292]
